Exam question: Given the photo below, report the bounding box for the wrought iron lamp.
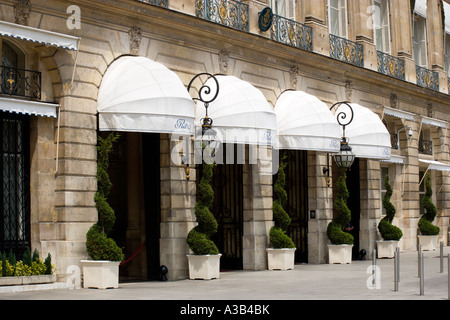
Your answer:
[187,73,220,171]
[330,101,356,169]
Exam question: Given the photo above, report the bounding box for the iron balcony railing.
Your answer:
[0,66,41,100]
[377,51,405,81]
[390,133,399,150]
[419,139,433,155]
[270,15,313,52]
[329,34,364,68]
[136,0,168,8]
[416,65,439,91]
[195,0,249,32]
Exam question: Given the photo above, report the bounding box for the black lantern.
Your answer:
[330,102,356,169]
[188,73,220,164]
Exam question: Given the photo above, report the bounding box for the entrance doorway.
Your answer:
[107,132,161,281]
[284,150,308,263]
[346,158,360,259]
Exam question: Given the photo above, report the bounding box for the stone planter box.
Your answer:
[418,235,438,251]
[266,248,296,270]
[81,260,120,289]
[0,274,56,286]
[328,244,353,264]
[187,254,221,280]
[376,240,399,258]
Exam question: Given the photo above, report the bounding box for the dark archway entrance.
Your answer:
[284,150,308,263]
[108,132,161,281]
[346,158,360,260]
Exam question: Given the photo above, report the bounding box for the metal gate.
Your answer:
[211,154,244,270]
[284,150,308,263]
[0,112,30,258]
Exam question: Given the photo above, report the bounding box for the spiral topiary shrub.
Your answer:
[327,167,354,245]
[270,154,295,249]
[378,174,403,241]
[187,163,219,255]
[86,133,124,262]
[418,173,440,236]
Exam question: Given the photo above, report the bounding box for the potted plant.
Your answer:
[81,133,124,289]
[418,173,440,251]
[267,154,296,270]
[186,163,221,280]
[377,174,403,258]
[327,167,354,264]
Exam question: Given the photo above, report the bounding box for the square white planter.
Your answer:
[376,240,399,258]
[80,260,120,289]
[328,244,353,264]
[266,248,296,270]
[187,254,221,280]
[418,235,438,251]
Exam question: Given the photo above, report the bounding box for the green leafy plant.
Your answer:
[378,174,403,241]
[187,163,219,255]
[327,167,354,245]
[270,154,295,249]
[86,133,124,262]
[418,173,440,236]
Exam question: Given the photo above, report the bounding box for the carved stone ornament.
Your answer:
[390,93,398,109]
[289,66,299,89]
[129,26,142,55]
[345,80,353,102]
[14,0,32,26]
[218,50,230,75]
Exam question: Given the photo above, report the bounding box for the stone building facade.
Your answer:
[0,0,449,282]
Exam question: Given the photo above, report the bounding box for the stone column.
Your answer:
[427,0,447,92]
[242,145,274,270]
[159,134,196,280]
[307,152,334,264]
[302,0,330,56]
[350,0,377,71]
[391,0,416,84]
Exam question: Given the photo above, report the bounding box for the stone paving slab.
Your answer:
[0,248,449,302]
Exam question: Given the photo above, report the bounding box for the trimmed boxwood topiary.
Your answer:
[86,133,124,262]
[378,174,403,241]
[187,163,219,255]
[270,154,295,249]
[327,167,354,245]
[418,173,440,236]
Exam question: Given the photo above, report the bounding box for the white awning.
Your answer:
[421,116,447,129]
[444,1,450,34]
[0,97,57,118]
[381,155,405,164]
[0,20,79,50]
[414,0,427,18]
[344,103,391,160]
[195,75,277,145]
[274,90,341,152]
[383,106,415,121]
[97,56,195,135]
[419,159,450,172]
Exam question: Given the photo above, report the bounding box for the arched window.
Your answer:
[1,40,31,98]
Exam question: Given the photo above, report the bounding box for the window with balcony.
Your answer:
[412,13,427,68]
[380,166,389,216]
[373,0,390,53]
[418,129,433,155]
[328,0,348,38]
[0,39,41,100]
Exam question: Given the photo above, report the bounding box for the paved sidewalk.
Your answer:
[0,248,449,301]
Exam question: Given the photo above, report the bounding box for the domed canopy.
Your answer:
[97,56,195,134]
[195,75,277,145]
[344,103,391,160]
[274,90,341,152]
